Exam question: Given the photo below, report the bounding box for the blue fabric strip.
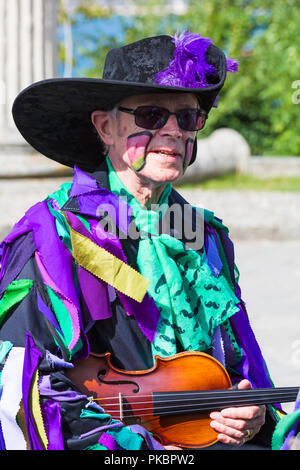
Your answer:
[36,292,63,336]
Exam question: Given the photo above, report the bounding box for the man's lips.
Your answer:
[148,148,183,158]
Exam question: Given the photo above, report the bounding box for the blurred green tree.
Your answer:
[188,0,300,157]
[58,0,300,156]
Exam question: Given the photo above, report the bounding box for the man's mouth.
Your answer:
[149,149,182,158]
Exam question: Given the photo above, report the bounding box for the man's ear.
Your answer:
[91,110,114,146]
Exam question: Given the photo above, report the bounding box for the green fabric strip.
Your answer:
[80,409,111,420]
[106,421,144,450]
[272,408,300,450]
[202,207,229,234]
[0,340,13,365]
[213,229,235,290]
[84,443,108,450]
[46,183,72,209]
[47,200,73,253]
[80,409,143,450]
[47,185,91,256]
[45,286,76,358]
[0,279,33,327]
[222,319,243,364]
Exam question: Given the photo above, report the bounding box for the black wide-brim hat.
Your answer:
[12,34,228,172]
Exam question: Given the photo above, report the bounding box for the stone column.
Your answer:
[0,0,58,166]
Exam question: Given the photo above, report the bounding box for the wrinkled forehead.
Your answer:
[118,92,199,109]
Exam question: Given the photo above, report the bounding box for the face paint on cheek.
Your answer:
[126,131,153,172]
[183,138,195,172]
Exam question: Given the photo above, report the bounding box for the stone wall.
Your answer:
[0,0,58,146]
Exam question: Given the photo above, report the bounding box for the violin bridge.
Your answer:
[118,392,124,421]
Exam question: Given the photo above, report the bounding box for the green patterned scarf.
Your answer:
[106,157,240,359]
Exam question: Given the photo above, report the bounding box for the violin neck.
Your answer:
[152,387,299,416]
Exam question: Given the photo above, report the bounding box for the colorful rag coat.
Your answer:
[0,161,281,450]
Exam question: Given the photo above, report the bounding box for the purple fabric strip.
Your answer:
[69,166,132,235]
[77,265,112,321]
[25,199,90,355]
[0,245,9,282]
[45,351,74,370]
[80,421,123,440]
[204,225,223,277]
[0,188,89,355]
[214,227,275,391]
[35,251,82,352]
[128,424,165,450]
[282,426,297,450]
[66,211,159,342]
[22,332,44,450]
[37,292,63,336]
[211,326,225,366]
[0,408,5,450]
[69,166,99,197]
[41,400,64,450]
[0,231,36,296]
[117,292,159,343]
[98,432,120,450]
[220,325,236,369]
[89,218,128,261]
[0,214,31,246]
[26,201,80,312]
[0,216,33,282]
[67,211,125,261]
[77,192,132,236]
[282,395,300,449]
[39,375,87,402]
[230,301,274,389]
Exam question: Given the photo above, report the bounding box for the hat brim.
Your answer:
[12,77,222,172]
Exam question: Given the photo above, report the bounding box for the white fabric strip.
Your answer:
[0,346,27,449]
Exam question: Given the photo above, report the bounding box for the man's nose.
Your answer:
[160,114,182,137]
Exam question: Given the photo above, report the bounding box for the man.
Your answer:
[0,32,280,450]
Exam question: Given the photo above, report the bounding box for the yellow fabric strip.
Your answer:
[276,409,286,419]
[16,401,30,450]
[30,369,48,450]
[69,225,150,303]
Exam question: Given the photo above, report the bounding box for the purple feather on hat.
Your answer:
[154,30,239,90]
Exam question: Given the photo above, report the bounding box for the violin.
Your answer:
[66,351,299,448]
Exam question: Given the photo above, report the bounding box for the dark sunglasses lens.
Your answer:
[178,109,205,131]
[135,106,167,129]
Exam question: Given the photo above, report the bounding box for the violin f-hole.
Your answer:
[97,369,140,393]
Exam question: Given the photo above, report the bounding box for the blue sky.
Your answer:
[58,14,133,76]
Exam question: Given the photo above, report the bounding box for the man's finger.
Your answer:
[220,405,266,420]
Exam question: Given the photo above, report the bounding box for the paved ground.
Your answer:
[0,178,299,412]
[233,240,300,414]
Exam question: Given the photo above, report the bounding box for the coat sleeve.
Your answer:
[0,228,163,451]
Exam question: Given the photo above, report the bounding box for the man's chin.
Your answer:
[142,167,183,185]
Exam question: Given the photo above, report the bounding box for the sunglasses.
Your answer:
[118,105,207,132]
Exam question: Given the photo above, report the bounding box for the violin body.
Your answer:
[67,351,299,448]
[67,351,232,448]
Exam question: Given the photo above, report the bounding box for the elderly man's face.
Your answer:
[93,92,199,185]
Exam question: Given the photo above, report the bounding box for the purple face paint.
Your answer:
[126,131,153,171]
[183,138,195,172]
[127,131,195,174]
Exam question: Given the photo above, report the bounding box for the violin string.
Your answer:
[93,392,298,409]
[93,392,298,416]
[91,388,299,407]
[99,395,298,420]
[91,386,299,402]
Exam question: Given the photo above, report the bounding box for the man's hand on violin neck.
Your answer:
[209,379,266,446]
